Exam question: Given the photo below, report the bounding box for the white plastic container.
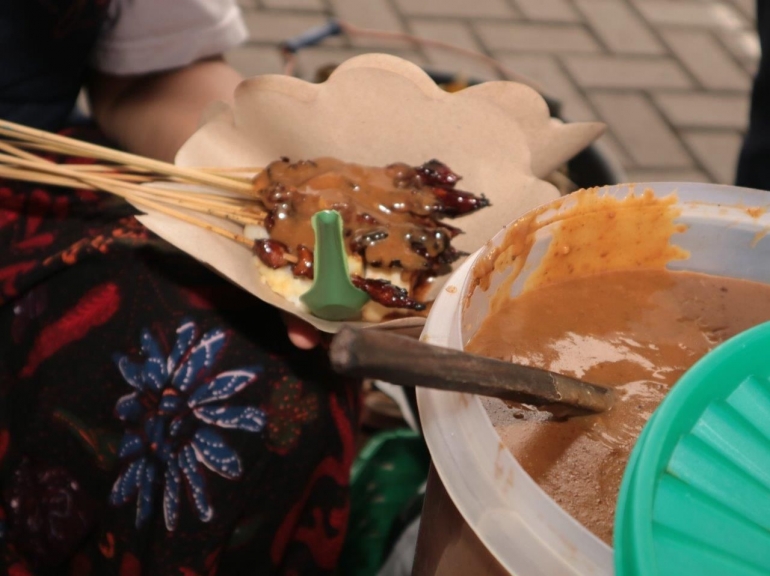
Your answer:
[416,183,770,576]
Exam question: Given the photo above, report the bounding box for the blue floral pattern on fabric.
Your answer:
[110,320,266,530]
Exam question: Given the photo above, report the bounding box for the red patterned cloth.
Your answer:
[0,128,360,575]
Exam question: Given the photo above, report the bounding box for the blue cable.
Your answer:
[280,19,343,53]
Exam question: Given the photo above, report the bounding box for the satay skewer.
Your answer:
[0,138,271,227]
[0,137,487,312]
[0,167,287,262]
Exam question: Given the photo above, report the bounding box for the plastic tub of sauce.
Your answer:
[414,182,770,576]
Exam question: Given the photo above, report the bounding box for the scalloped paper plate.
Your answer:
[134,54,605,332]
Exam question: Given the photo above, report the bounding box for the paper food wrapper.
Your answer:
[135,54,605,332]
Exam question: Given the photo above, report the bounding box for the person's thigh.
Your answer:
[0,244,359,575]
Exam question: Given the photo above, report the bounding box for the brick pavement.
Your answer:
[230,0,760,185]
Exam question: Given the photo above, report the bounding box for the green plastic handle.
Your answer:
[300,210,370,320]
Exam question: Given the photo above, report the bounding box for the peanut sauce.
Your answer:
[465,188,770,544]
[467,269,770,544]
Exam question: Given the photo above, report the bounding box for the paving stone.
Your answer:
[683,130,743,183]
[476,22,601,53]
[511,0,583,22]
[596,132,635,168]
[742,59,759,76]
[293,46,427,80]
[725,0,756,21]
[262,0,325,9]
[495,53,597,121]
[590,92,693,168]
[563,55,692,89]
[575,0,665,55]
[234,0,756,192]
[243,12,341,44]
[625,168,712,183]
[226,46,285,77]
[653,92,749,129]
[635,1,745,30]
[662,29,751,90]
[625,0,707,3]
[410,20,500,80]
[717,29,761,64]
[395,0,515,18]
[328,0,405,47]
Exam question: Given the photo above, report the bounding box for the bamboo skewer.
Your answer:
[59,163,254,183]
[0,165,98,190]
[80,172,150,183]
[0,152,256,247]
[196,166,263,174]
[7,139,257,184]
[0,160,265,219]
[9,139,89,156]
[0,138,149,180]
[0,162,254,211]
[0,140,49,163]
[0,119,257,195]
[113,188,296,262]
[114,191,258,250]
[55,165,155,183]
[56,164,142,172]
[0,149,269,219]
[12,141,158,175]
[127,190,266,226]
[124,192,295,260]
[0,122,248,191]
[0,166,267,241]
[132,200,251,247]
[0,162,270,253]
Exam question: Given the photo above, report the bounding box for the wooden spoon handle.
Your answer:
[329,326,615,414]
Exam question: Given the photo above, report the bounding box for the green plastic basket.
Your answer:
[338,428,429,576]
[615,321,770,575]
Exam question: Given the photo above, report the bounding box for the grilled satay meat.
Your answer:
[350,276,426,311]
[250,157,489,310]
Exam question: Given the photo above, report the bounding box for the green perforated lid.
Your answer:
[615,321,770,576]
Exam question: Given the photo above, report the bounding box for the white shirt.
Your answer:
[91,0,248,76]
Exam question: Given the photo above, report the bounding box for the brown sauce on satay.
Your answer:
[251,157,488,310]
